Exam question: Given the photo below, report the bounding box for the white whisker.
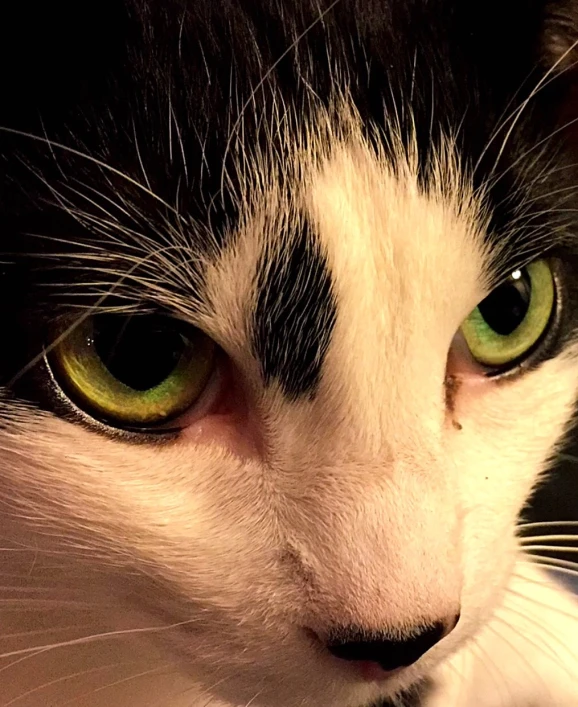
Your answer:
[528,560,578,580]
[54,663,174,707]
[522,544,578,554]
[3,659,153,707]
[219,0,343,203]
[517,520,578,530]
[474,38,578,179]
[485,114,578,195]
[468,636,513,706]
[508,579,578,622]
[0,127,184,220]
[518,534,578,544]
[132,118,153,192]
[0,618,201,662]
[486,616,555,701]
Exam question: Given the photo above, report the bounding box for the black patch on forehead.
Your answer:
[252,221,337,400]
[1,0,578,397]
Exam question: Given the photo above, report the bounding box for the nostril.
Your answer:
[326,615,459,672]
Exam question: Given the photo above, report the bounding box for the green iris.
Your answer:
[460,259,555,368]
[50,315,216,426]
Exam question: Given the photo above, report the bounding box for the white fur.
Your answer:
[0,103,577,706]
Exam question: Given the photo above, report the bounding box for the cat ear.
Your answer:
[541,2,578,73]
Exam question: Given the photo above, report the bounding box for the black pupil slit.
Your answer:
[477,270,531,335]
[92,315,186,391]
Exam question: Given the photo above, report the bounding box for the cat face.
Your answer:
[0,1,578,705]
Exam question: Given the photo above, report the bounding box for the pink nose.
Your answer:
[355,661,403,682]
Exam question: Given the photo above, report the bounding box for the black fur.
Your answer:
[252,220,337,399]
[0,0,578,702]
[375,678,434,707]
[2,0,578,405]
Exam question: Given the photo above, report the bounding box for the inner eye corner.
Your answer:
[45,312,219,432]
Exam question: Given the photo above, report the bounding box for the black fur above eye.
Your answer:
[1,0,578,403]
[252,221,337,400]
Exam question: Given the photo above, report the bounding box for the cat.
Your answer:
[0,0,577,705]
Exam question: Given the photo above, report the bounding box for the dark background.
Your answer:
[526,424,578,579]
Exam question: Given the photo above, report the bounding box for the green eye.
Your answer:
[49,315,216,427]
[460,259,555,368]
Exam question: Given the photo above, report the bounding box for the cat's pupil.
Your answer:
[92,315,185,390]
[478,270,531,336]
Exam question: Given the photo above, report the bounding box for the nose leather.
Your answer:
[327,616,458,671]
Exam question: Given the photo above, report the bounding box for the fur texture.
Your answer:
[0,1,577,706]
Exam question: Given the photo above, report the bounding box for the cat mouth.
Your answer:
[133,586,410,690]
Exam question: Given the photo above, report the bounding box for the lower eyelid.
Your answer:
[177,360,262,459]
[43,344,225,441]
[447,331,488,378]
[168,357,227,430]
[43,312,227,433]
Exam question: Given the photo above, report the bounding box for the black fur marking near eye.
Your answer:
[3,0,578,404]
[252,221,337,401]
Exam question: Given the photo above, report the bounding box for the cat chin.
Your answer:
[114,557,507,707]
[119,590,429,707]
[164,654,400,707]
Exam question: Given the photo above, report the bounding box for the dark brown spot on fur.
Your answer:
[444,374,461,413]
[280,545,316,590]
[445,375,463,430]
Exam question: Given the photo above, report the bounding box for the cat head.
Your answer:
[0,1,577,705]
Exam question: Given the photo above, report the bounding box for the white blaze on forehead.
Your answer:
[305,134,489,441]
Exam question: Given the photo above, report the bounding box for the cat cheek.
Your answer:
[182,415,262,459]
